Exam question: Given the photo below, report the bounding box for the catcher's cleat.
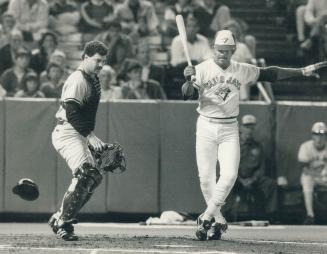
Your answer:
[56,227,79,241]
[195,215,212,241]
[208,222,228,240]
[48,213,78,234]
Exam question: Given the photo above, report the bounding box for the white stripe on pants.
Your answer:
[196,115,240,207]
[52,122,95,173]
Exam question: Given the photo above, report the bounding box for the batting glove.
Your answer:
[301,61,327,78]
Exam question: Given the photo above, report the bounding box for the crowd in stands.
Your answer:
[268,0,327,63]
[0,0,326,100]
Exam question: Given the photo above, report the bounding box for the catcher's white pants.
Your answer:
[52,122,95,174]
[196,115,240,207]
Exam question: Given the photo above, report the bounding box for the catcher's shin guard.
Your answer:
[58,163,103,221]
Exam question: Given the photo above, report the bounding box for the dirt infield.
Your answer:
[0,223,327,254]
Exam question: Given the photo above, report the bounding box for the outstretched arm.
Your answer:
[258,61,327,82]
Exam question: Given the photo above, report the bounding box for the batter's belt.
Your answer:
[199,115,237,124]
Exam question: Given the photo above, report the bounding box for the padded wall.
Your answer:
[56,101,108,214]
[4,99,57,212]
[239,102,275,176]
[159,101,205,213]
[0,99,4,212]
[107,101,160,213]
[276,102,327,185]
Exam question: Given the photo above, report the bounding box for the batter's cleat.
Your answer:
[303,215,315,225]
[195,216,212,241]
[208,222,228,240]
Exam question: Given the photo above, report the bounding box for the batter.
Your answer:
[182,29,327,241]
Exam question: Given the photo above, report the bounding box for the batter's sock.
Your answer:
[214,210,227,224]
[203,202,220,221]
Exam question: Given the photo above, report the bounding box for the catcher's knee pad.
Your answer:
[74,163,103,192]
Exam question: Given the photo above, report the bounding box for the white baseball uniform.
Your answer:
[52,69,100,174]
[194,58,259,211]
[298,140,327,192]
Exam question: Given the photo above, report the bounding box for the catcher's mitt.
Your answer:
[12,178,39,201]
[91,142,126,173]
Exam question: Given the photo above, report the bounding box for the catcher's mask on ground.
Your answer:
[12,178,39,201]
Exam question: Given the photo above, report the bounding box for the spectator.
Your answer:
[79,0,115,34]
[7,0,49,42]
[30,31,58,74]
[14,70,44,98]
[170,13,212,67]
[0,29,24,75]
[163,0,194,37]
[193,0,231,39]
[120,59,167,99]
[40,62,64,98]
[299,0,327,51]
[115,0,159,39]
[95,20,134,72]
[49,0,80,35]
[0,13,16,48]
[297,122,327,225]
[317,13,327,61]
[99,65,123,99]
[39,49,71,83]
[0,46,32,96]
[284,0,308,44]
[136,42,166,85]
[235,114,279,223]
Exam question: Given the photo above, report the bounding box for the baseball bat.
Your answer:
[176,15,192,66]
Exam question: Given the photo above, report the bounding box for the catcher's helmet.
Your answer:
[12,178,39,201]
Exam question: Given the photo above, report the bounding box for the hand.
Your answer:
[302,61,327,78]
[277,176,288,187]
[87,132,108,153]
[183,65,195,80]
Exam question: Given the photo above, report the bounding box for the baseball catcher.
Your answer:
[49,41,126,241]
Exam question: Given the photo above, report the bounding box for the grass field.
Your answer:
[0,222,327,254]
